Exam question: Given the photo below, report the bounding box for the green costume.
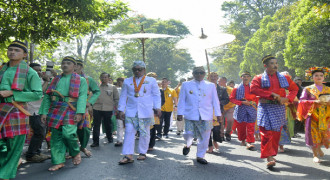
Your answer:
[39,73,87,165]
[0,63,42,179]
[77,76,100,149]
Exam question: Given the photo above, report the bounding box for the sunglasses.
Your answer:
[193,71,205,75]
[132,68,144,72]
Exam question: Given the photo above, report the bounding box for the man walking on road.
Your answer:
[75,59,100,156]
[177,66,221,164]
[156,78,177,139]
[118,61,161,164]
[91,73,119,147]
[0,41,43,179]
[250,55,298,168]
[39,56,88,171]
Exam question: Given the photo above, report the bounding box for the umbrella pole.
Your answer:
[141,38,146,63]
[205,49,210,76]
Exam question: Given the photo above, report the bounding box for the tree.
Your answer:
[284,0,330,77]
[241,4,297,76]
[0,0,128,62]
[212,0,297,81]
[111,16,194,84]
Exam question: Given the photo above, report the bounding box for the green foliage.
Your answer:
[0,0,128,44]
[0,0,128,64]
[111,16,194,85]
[284,0,330,77]
[242,4,297,76]
[212,0,297,81]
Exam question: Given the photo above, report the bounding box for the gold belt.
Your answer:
[51,96,77,103]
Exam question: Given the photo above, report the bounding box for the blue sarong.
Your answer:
[257,103,286,132]
[233,105,257,123]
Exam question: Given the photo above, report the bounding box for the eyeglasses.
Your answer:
[193,71,205,75]
[132,68,144,72]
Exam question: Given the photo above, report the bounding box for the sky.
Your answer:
[123,0,235,66]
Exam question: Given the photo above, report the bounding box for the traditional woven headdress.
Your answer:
[62,56,76,64]
[262,55,276,64]
[240,71,251,77]
[8,40,28,53]
[305,67,329,80]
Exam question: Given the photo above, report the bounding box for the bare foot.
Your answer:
[81,148,92,157]
[213,141,219,149]
[65,155,72,159]
[241,140,246,146]
[318,148,324,157]
[48,164,65,171]
[17,158,23,168]
[72,153,82,165]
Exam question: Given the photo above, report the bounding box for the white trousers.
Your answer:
[183,130,211,158]
[116,119,124,143]
[122,123,150,155]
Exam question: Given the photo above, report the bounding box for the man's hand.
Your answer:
[271,92,281,101]
[41,115,47,124]
[177,115,183,121]
[155,109,161,117]
[119,111,125,121]
[216,116,222,124]
[241,101,251,106]
[0,90,13,98]
[279,97,289,105]
[74,114,83,123]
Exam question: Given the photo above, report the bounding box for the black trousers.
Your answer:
[149,127,156,148]
[156,111,172,136]
[92,110,113,144]
[26,115,46,158]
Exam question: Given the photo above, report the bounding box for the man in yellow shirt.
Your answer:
[219,77,236,141]
[156,78,178,139]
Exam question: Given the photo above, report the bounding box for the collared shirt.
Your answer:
[93,83,119,111]
[223,86,236,110]
[177,80,221,121]
[161,87,177,112]
[118,76,161,118]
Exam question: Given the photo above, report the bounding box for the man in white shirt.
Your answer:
[177,66,221,164]
[118,61,161,164]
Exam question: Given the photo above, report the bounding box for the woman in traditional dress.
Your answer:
[297,67,330,163]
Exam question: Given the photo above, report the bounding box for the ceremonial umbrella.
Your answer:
[176,28,235,75]
[111,25,176,62]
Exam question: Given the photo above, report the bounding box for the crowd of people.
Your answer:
[0,40,329,179]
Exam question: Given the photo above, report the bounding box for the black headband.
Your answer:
[8,40,28,53]
[62,56,76,64]
[262,55,276,64]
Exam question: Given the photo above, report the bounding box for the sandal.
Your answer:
[118,156,134,165]
[137,153,146,160]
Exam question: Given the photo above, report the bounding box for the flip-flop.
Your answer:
[137,153,146,160]
[118,156,134,165]
[267,161,276,168]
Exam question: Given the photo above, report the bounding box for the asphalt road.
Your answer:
[16,127,329,180]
